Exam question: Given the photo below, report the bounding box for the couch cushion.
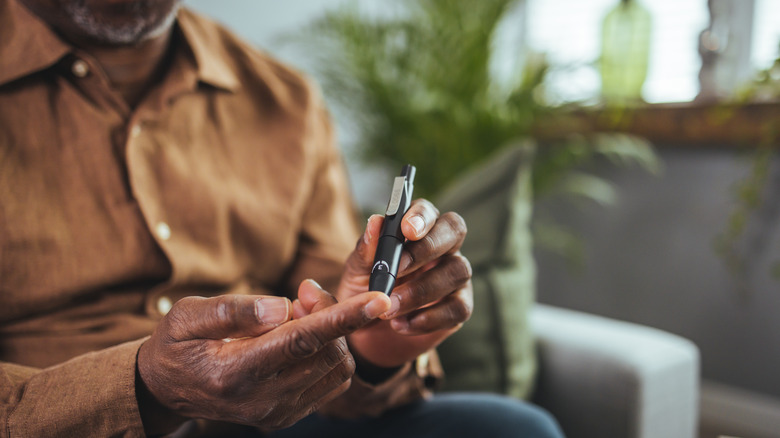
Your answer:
[435,142,537,399]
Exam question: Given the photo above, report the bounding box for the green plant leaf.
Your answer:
[591,133,662,174]
[552,172,618,206]
[532,221,585,270]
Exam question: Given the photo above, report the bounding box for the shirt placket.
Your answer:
[123,45,202,318]
[63,42,202,318]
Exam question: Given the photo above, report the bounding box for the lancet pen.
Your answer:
[369,164,416,295]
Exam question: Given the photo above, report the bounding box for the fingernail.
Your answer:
[363,221,372,245]
[256,297,291,325]
[398,254,412,273]
[364,215,381,245]
[364,295,391,319]
[382,294,402,318]
[306,279,322,290]
[408,215,425,236]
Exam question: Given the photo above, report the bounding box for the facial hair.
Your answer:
[61,0,180,45]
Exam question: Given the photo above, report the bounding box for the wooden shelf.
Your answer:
[533,101,780,148]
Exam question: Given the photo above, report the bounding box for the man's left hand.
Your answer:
[337,199,473,369]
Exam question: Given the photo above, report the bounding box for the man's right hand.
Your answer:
[136,281,391,433]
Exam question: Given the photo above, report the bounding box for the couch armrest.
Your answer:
[530,304,699,438]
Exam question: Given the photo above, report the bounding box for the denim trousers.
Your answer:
[265,393,564,438]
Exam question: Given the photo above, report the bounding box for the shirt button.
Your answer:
[71,59,89,78]
[130,124,142,139]
[155,222,171,241]
[156,296,173,316]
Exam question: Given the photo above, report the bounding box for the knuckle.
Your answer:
[332,356,356,383]
[325,340,350,368]
[161,297,199,340]
[329,308,365,334]
[421,199,440,217]
[406,281,431,308]
[461,255,473,279]
[214,296,239,326]
[421,233,440,255]
[403,248,417,268]
[284,327,322,359]
[174,295,200,308]
[464,289,475,319]
[165,296,196,320]
[412,212,466,257]
[314,351,356,388]
[450,295,472,323]
[442,211,467,238]
[410,311,432,331]
[343,354,356,377]
[203,372,233,398]
[446,254,473,285]
[314,342,347,376]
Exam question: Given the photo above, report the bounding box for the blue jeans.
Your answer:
[266,393,564,438]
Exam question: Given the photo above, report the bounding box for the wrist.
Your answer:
[350,348,404,385]
[135,343,188,436]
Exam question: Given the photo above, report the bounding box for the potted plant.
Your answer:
[294,0,659,260]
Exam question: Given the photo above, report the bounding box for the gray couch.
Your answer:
[435,144,700,438]
[531,304,700,438]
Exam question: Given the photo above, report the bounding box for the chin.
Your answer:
[62,0,181,45]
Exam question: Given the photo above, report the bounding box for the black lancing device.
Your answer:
[368,164,416,295]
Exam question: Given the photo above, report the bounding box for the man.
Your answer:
[0,0,563,436]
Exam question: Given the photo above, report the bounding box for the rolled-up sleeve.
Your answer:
[0,339,147,438]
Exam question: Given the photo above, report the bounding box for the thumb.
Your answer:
[344,214,384,277]
[163,295,292,341]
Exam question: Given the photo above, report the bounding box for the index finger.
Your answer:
[248,292,391,369]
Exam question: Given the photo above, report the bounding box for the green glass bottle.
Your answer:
[600,0,652,104]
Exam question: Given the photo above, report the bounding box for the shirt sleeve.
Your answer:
[0,339,147,438]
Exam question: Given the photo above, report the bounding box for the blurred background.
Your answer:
[186,1,779,437]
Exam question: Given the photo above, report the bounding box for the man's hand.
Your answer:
[136,282,391,433]
[338,199,473,369]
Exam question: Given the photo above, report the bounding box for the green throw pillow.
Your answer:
[434,142,537,399]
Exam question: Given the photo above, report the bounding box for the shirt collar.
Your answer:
[0,0,71,86]
[0,1,240,93]
[176,8,240,92]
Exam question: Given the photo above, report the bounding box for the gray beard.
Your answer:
[63,1,179,45]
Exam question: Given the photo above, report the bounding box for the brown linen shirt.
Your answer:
[0,1,437,436]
